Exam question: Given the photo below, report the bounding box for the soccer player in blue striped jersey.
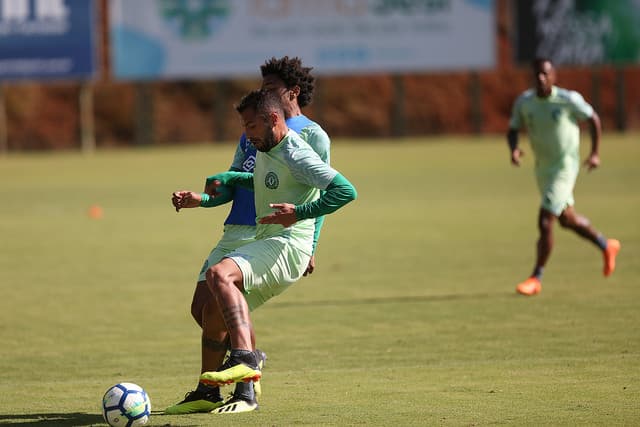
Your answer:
[167,57,331,414]
[507,58,620,296]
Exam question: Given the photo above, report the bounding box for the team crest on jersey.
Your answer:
[243,155,256,172]
[265,172,279,189]
[551,108,561,122]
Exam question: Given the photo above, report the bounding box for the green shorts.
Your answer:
[198,225,256,282]
[226,236,311,311]
[535,168,578,216]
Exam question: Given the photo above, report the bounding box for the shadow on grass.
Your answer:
[0,413,104,426]
[0,412,200,427]
[269,291,513,309]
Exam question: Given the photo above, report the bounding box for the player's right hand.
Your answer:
[171,191,201,212]
[584,152,600,171]
[303,255,315,277]
[511,148,524,166]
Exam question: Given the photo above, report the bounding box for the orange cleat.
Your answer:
[516,277,542,296]
[603,239,621,277]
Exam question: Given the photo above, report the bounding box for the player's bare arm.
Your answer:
[507,128,524,166]
[584,112,602,172]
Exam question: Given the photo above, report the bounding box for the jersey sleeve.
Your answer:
[298,124,332,254]
[199,186,234,207]
[299,124,331,164]
[294,173,357,220]
[206,171,254,190]
[567,90,594,121]
[285,141,338,190]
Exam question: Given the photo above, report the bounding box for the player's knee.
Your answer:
[559,212,584,229]
[205,265,232,295]
[538,217,553,234]
[558,214,571,228]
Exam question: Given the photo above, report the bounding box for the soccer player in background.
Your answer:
[166,57,331,414]
[507,57,620,296]
[177,89,356,413]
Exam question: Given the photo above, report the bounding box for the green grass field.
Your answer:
[0,134,638,426]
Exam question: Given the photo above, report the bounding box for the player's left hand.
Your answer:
[303,255,315,277]
[584,152,600,171]
[511,148,524,166]
[259,203,298,227]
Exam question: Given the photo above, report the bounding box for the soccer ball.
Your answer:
[102,382,151,427]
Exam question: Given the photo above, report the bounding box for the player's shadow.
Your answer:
[270,291,511,309]
[0,410,202,427]
[0,412,104,426]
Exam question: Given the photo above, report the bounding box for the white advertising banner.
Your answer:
[110,0,495,80]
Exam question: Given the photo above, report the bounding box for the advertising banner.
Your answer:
[0,0,97,81]
[515,0,640,65]
[110,0,495,80]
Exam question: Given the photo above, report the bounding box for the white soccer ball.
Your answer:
[102,382,151,427]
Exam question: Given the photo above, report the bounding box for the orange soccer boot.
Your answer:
[516,277,542,296]
[603,239,621,277]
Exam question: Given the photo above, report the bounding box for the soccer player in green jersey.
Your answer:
[165,56,330,415]
[167,57,332,414]
[507,57,620,296]
[194,89,356,409]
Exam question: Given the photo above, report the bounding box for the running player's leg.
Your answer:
[516,208,554,296]
[206,258,253,351]
[517,170,574,296]
[190,281,209,328]
[205,237,310,413]
[201,298,229,372]
[200,258,261,387]
[167,226,256,415]
[199,226,257,374]
[559,206,620,276]
[535,208,555,276]
[165,291,227,414]
[558,205,602,244]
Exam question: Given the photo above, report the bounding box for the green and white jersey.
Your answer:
[297,119,331,164]
[254,129,338,246]
[509,85,593,173]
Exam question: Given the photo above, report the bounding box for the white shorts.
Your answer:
[226,235,311,311]
[197,225,256,282]
[536,168,578,216]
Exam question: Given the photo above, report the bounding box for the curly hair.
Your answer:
[260,56,315,108]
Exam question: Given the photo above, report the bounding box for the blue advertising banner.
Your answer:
[110,0,495,80]
[0,0,97,81]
